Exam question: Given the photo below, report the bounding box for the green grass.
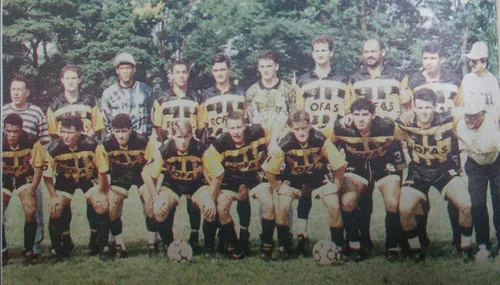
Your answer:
[3,185,500,285]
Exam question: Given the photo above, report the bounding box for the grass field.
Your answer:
[2,184,500,285]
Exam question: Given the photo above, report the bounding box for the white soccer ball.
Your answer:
[167,240,193,263]
[312,240,342,265]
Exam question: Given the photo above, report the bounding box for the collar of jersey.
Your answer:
[258,78,281,90]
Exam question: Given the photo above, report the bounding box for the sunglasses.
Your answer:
[470,58,487,65]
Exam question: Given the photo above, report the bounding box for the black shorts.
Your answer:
[345,153,399,186]
[2,174,32,191]
[403,163,460,196]
[111,176,143,191]
[222,178,261,193]
[285,173,327,194]
[163,182,205,198]
[56,180,96,198]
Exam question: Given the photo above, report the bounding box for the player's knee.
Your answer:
[22,203,37,221]
[341,195,357,212]
[385,199,399,213]
[455,199,472,215]
[91,196,109,215]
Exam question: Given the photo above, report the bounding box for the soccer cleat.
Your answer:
[276,247,297,261]
[239,230,251,255]
[49,248,64,263]
[408,248,426,262]
[147,244,156,258]
[475,245,491,262]
[258,243,274,261]
[22,250,38,266]
[385,249,400,262]
[229,247,244,260]
[346,247,365,262]
[2,250,9,266]
[461,247,474,262]
[204,248,216,259]
[450,243,462,257]
[114,244,128,259]
[100,246,111,261]
[296,235,311,256]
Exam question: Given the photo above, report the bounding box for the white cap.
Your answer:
[113,53,136,67]
[465,41,488,60]
[463,101,486,115]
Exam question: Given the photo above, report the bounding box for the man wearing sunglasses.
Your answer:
[462,41,500,119]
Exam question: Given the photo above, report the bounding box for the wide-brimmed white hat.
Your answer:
[463,101,486,115]
[113,52,136,67]
[465,41,488,60]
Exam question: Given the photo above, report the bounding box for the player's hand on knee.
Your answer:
[92,192,109,214]
[202,200,216,220]
[48,195,63,217]
[220,196,233,212]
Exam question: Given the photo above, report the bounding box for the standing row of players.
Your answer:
[3,35,499,265]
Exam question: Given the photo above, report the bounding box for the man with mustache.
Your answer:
[2,76,50,263]
[455,99,500,262]
[346,39,409,255]
[462,41,500,119]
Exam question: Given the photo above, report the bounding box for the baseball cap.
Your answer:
[465,41,488,60]
[113,53,136,67]
[463,101,486,115]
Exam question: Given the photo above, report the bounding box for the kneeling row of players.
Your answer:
[2,92,480,265]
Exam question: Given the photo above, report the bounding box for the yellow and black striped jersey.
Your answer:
[395,111,460,170]
[101,131,156,182]
[2,131,45,178]
[297,70,353,139]
[333,116,398,160]
[408,69,462,113]
[262,127,346,177]
[44,135,108,187]
[152,89,204,139]
[204,124,271,183]
[350,66,410,120]
[146,137,223,187]
[47,94,105,136]
[201,84,246,139]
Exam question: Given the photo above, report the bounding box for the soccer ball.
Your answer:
[167,240,193,263]
[312,240,342,265]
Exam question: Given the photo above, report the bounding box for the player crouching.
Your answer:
[333,99,405,262]
[100,114,158,258]
[397,89,473,262]
[2,114,44,265]
[44,116,111,261]
[204,111,273,260]
[141,120,218,257]
[262,110,347,260]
